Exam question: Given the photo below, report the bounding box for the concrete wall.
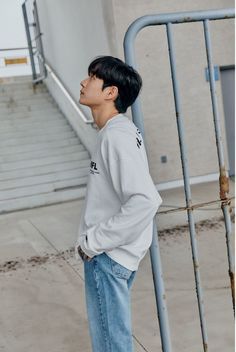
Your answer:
[111,0,235,184]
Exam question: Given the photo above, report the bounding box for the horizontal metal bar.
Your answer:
[124,8,234,73]
[126,8,234,31]
[0,47,36,52]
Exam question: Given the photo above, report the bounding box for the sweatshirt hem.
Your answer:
[105,252,140,271]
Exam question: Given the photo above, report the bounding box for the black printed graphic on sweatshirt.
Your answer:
[136,128,142,149]
[90,160,100,175]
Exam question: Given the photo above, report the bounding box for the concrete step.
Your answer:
[0,82,47,94]
[0,124,72,140]
[0,167,89,191]
[0,130,76,147]
[0,79,91,213]
[0,150,90,172]
[0,176,88,201]
[0,90,53,100]
[0,75,32,83]
[0,101,58,114]
[0,144,85,162]
[0,108,60,120]
[0,138,80,156]
[0,118,68,133]
[0,94,54,105]
[0,187,87,214]
[0,88,48,98]
[0,83,47,93]
[0,159,90,181]
[0,91,51,102]
[0,111,64,124]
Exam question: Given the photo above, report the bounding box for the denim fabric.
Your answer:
[84,253,136,352]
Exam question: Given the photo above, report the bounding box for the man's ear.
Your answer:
[105,86,118,101]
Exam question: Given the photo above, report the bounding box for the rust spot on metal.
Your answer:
[203,342,208,352]
[183,16,192,22]
[219,167,229,200]
[194,260,199,269]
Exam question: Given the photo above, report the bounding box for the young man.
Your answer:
[75,56,162,352]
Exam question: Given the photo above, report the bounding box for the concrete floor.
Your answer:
[0,181,234,351]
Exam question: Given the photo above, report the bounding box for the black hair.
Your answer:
[88,56,142,113]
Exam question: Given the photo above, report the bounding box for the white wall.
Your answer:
[36,0,115,114]
[0,0,32,77]
[34,0,117,152]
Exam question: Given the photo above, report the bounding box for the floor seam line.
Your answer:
[28,219,85,282]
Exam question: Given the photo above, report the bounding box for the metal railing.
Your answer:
[124,8,235,352]
[22,0,46,83]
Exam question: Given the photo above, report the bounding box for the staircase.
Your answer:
[0,77,90,214]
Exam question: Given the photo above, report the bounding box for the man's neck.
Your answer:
[92,107,120,130]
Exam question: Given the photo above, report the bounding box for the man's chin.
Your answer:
[79,97,88,106]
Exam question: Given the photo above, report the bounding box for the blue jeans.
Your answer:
[84,253,136,352]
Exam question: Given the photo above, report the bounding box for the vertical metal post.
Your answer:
[124,24,173,352]
[203,19,235,313]
[166,22,208,351]
[22,3,37,81]
[150,222,173,352]
[33,0,47,78]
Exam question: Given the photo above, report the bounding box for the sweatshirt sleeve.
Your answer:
[80,129,162,258]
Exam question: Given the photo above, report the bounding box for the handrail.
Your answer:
[0,47,35,51]
[44,61,93,124]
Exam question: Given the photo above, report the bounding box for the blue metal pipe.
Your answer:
[166,22,208,352]
[150,223,173,351]
[203,19,235,312]
[124,28,173,352]
[124,52,173,352]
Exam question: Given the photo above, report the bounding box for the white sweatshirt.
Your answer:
[75,114,162,271]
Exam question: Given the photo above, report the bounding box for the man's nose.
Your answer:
[80,78,88,87]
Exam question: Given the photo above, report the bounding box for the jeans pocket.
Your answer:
[110,258,133,280]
